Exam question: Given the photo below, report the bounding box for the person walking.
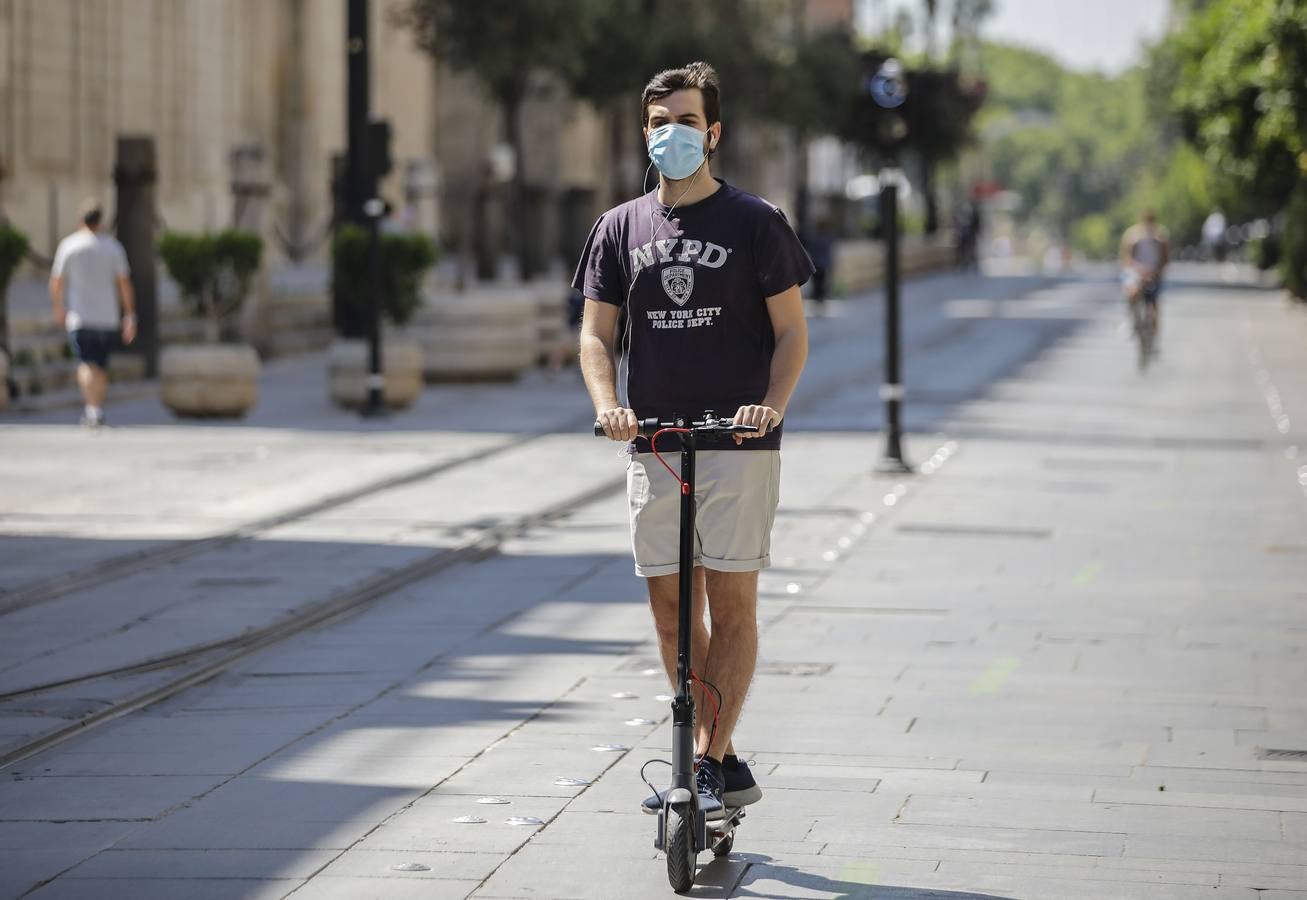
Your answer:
[1202,208,1227,262]
[49,200,135,427]
[800,216,835,316]
[576,62,812,816]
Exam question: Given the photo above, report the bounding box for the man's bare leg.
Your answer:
[700,569,758,762]
[77,363,108,411]
[646,567,735,756]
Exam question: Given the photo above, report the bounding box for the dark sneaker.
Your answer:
[641,789,664,814]
[640,768,731,820]
[641,761,726,819]
[695,756,726,820]
[723,756,762,808]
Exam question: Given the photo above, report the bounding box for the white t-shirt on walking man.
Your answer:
[51,230,129,331]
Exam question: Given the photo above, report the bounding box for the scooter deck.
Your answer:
[710,806,745,834]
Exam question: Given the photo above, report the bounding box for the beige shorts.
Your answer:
[626,450,781,578]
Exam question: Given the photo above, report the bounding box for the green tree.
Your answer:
[401,0,603,279]
[902,65,986,232]
[981,42,1167,252]
[1167,0,1307,296]
[766,25,863,231]
[847,49,985,233]
[975,42,1064,118]
[0,223,30,393]
[560,0,800,202]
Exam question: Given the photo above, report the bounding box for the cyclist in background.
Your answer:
[1120,208,1170,348]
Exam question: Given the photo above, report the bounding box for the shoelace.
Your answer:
[695,762,723,796]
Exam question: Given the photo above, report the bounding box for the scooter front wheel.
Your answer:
[665,802,696,894]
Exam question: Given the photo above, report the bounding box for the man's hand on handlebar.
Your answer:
[731,404,782,445]
[595,407,639,442]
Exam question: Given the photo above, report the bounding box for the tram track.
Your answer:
[0,474,626,769]
[0,309,872,621]
[0,424,591,619]
[3,271,1046,622]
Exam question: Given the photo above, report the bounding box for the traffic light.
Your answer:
[367,118,393,184]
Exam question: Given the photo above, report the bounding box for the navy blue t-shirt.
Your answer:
[572,180,813,450]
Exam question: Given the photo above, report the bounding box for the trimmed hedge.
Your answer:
[158,230,263,341]
[0,224,30,300]
[332,226,438,328]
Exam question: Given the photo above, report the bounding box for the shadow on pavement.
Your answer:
[0,544,649,894]
[724,853,1018,900]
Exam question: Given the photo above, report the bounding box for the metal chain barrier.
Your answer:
[272,213,336,262]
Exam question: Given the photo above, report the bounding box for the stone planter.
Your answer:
[327,337,423,410]
[415,287,539,382]
[159,344,260,418]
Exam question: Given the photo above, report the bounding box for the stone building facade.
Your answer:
[0,0,855,282]
[2,0,452,265]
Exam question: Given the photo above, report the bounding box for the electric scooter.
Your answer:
[593,411,756,894]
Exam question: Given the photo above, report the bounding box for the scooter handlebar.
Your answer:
[593,417,661,437]
[592,417,760,437]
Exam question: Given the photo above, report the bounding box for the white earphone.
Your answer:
[615,156,709,409]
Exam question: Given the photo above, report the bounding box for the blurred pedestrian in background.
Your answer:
[49,200,135,428]
[800,216,835,315]
[954,202,981,270]
[1202,209,1227,262]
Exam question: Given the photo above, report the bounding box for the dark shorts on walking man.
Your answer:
[69,329,118,369]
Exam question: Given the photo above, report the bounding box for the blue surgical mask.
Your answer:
[646,123,709,180]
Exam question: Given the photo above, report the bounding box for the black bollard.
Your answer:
[361,198,386,418]
[114,137,158,377]
[877,175,912,473]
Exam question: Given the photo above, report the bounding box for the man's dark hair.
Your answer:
[641,61,721,128]
[80,200,103,229]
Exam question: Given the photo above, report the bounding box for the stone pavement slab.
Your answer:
[23,879,298,900]
[3,268,1306,899]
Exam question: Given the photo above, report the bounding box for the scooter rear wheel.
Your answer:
[711,830,734,857]
[665,802,696,894]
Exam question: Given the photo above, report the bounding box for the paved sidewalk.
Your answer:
[1,268,1305,899]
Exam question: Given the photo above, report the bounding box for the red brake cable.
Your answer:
[689,669,722,767]
[649,427,691,495]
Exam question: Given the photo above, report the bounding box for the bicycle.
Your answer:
[1131,278,1159,371]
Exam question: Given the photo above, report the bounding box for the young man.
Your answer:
[575,62,811,816]
[1119,208,1170,342]
[50,200,136,427]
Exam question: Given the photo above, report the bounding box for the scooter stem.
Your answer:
[671,427,697,795]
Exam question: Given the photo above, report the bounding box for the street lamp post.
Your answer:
[878,170,910,472]
[338,0,376,338]
[361,197,386,418]
[869,59,912,474]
